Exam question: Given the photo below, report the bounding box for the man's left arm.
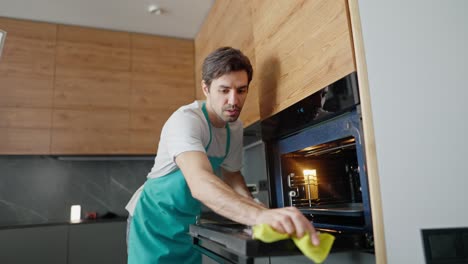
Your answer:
[221,168,253,199]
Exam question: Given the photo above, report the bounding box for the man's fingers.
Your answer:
[258,207,321,246]
[270,222,285,234]
[311,231,320,246]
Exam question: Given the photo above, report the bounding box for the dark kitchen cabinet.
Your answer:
[0,220,127,264]
[270,252,375,264]
[68,221,127,264]
[0,225,68,264]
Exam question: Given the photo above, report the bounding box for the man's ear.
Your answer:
[202,80,209,96]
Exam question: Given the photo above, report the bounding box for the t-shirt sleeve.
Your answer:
[221,124,243,172]
[162,110,207,161]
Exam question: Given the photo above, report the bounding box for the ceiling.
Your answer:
[0,0,215,39]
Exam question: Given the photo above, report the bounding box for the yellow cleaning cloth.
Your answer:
[252,224,335,263]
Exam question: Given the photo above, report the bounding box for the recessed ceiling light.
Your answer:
[148,4,162,15]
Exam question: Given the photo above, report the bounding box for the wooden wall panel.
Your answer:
[0,18,56,108]
[51,109,129,154]
[130,34,195,154]
[131,34,194,110]
[0,18,195,155]
[53,67,130,109]
[51,25,131,154]
[0,128,51,154]
[194,0,259,127]
[55,25,130,71]
[54,25,131,110]
[251,0,356,119]
[0,107,51,154]
[0,18,55,154]
[128,109,173,154]
[0,107,51,128]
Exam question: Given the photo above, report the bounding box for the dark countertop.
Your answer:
[0,216,127,230]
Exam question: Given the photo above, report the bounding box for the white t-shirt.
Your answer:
[125,100,244,215]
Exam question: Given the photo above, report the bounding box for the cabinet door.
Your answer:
[0,18,56,154]
[270,252,375,264]
[68,221,127,264]
[251,0,356,119]
[194,0,259,127]
[51,25,131,154]
[0,225,68,264]
[129,34,195,154]
[51,109,130,154]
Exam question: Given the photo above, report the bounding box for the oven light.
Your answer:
[303,169,318,200]
[303,169,316,178]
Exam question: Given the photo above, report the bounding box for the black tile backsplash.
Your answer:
[0,156,152,226]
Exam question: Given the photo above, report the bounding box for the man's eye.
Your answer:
[220,89,230,94]
[238,88,247,94]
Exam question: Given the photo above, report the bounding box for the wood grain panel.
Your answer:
[130,34,194,154]
[251,0,356,119]
[52,25,132,154]
[51,109,129,154]
[0,107,51,154]
[0,17,56,108]
[54,67,130,109]
[54,24,131,111]
[0,128,50,154]
[347,0,386,262]
[194,0,259,126]
[128,108,173,154]
[0,107,51,128]
[129,130,160,155]
[56,25,130,71]
[131,33,194,110]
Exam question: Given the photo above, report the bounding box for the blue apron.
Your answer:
[128,103,231,264]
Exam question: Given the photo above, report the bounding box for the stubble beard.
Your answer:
[222,105,241,123]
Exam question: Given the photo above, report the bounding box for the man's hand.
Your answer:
[256,207,320,246]
[175,151,319,246]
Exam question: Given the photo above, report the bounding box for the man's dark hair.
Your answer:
[202,47,253,89]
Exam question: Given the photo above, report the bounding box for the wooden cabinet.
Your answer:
[194,0,356,124]
[195,0,259,127]
[50,25,131,154]
[0,18,56,154]
[51,25,132,154]
[0,18,195,155]
[129,34,194,154]
[252,0,355,119]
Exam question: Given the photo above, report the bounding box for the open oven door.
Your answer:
[189,221,372,264]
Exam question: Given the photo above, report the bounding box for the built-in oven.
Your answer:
[190,72,374,263]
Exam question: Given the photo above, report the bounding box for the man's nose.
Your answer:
[227,90,239,106]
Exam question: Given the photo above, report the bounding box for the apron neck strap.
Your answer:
[201,102,230,157]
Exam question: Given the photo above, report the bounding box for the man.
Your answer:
[126,47,319,263]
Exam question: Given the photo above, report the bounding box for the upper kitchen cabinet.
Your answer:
[0,17,195,155]
[195,0,259,127]
[50,25,132,154]
[0,18,56,154]
[194,0,355,125]
[252,0,356,119]
[129,34,194,154]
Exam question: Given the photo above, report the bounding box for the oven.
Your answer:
[190,72,374,263]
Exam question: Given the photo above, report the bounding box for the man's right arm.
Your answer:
[175,151,320,245]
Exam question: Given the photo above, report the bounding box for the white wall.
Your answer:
[358,0,468,263]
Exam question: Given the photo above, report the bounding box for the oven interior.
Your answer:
[280,136,366,228]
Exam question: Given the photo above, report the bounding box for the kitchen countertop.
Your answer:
[0,216,127,230]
